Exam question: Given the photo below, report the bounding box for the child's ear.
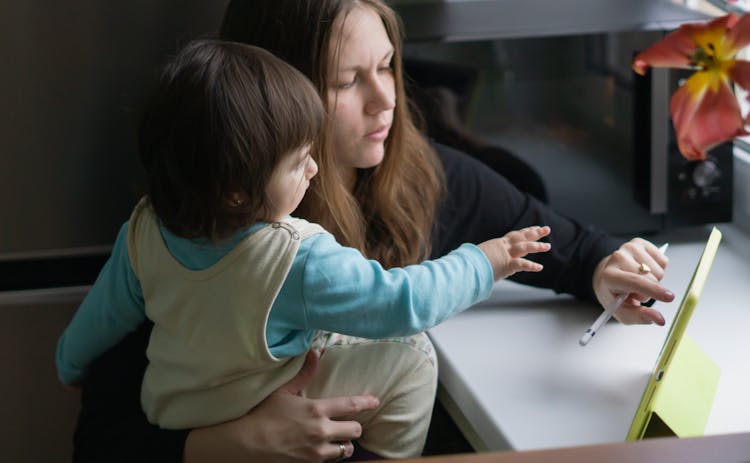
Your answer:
[227,192,246,207]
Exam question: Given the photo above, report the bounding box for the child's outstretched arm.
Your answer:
[477,225,551,281]
[288,226,552,340]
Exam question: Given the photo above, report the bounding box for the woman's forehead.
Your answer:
[331,6,392,69]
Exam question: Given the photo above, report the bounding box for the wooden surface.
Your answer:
[401,432,750,463]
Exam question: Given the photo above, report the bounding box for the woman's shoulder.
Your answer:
[431,140,518,194]
[431,141,476,169]
[432,137,551,204]
[431,140,506,183]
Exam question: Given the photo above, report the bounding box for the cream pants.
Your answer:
[305,332,439,459]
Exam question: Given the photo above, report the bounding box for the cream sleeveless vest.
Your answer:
[127,198,324,429]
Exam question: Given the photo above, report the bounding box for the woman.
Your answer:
[218,0,670,318]
[73,1,674,461]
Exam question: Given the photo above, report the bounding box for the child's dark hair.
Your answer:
[138,39,325,240]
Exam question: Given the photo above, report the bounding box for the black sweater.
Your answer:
[431,142,622,303]
[72,142,623,462]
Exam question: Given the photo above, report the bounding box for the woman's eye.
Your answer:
[337,78,356,89]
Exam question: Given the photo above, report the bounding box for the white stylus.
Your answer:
[579,243,669,346]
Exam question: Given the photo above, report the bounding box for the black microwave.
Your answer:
[396,0,733,236]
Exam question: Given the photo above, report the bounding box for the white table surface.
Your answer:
[428,224,750,451]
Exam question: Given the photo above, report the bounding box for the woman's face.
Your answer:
[327,6,396,176]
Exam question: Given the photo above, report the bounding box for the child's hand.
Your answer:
[477,226,551,281]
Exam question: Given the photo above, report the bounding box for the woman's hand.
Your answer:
[183,350,379,463]
[592,238,675,325]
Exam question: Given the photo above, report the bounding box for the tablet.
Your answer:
[626,226,722,440]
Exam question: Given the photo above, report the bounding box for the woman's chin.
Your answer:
[354,145,386,169]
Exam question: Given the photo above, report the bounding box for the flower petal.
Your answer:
[670,73,747,160]
[632,27,695,75]
[729,60,750,94]
[728,13,750,50]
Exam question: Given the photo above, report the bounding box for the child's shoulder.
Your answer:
[279,216,327,240]
[126,197,156,230]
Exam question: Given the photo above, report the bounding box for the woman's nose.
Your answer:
[365,75,396,115]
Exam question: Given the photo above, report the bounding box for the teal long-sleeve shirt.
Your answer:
[56,219,494,385]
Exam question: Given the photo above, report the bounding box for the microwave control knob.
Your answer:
[692,160,720,188]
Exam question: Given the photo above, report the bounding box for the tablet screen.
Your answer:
[627,226,721,440]
[651,227,721,377]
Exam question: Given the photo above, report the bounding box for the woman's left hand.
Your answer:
[592,238,675,325]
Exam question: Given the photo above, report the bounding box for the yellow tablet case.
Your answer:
[626,227,722,440]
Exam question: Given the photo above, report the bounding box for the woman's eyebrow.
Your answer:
[338,48,394,73]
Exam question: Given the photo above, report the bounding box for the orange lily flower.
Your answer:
[632,13,750,160]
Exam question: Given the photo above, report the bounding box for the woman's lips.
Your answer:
[365,124,390,141]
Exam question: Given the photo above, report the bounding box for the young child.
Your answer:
[56,39,551,456]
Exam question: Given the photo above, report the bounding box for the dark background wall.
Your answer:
[0,3,227,461]
[0,1,228,259]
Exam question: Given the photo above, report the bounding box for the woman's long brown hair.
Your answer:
[221,0,444,267]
